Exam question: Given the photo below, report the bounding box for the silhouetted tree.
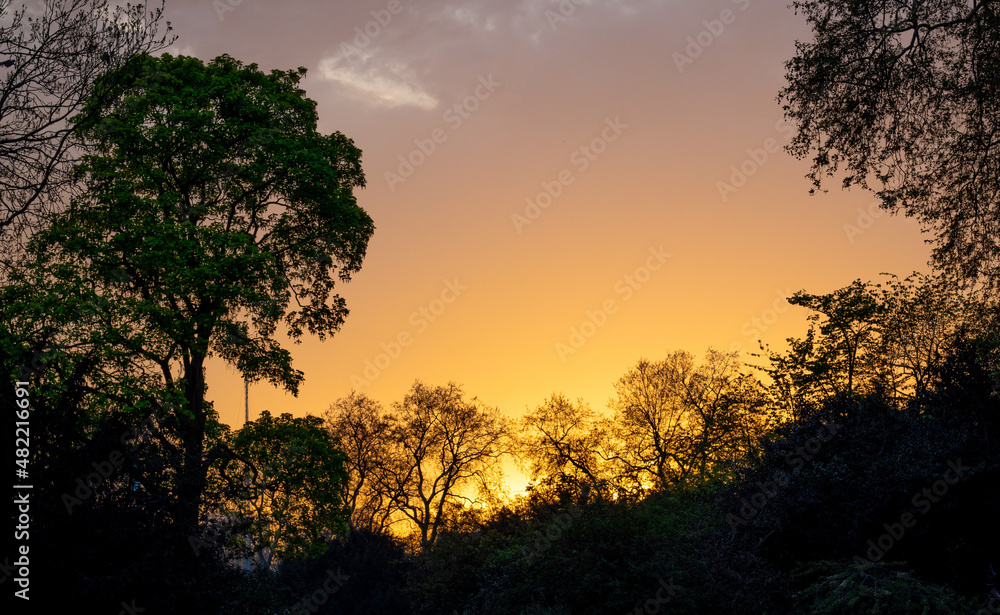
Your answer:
[383,381,511,551]
[780,0,1000,285]
[325,391,402,534]
[0,0,173,264]
[518,393,614,499]
[606,349,775,491]
[758,272,971,417]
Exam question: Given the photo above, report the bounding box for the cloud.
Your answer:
[313,0,667,109]
[317,48,438,111]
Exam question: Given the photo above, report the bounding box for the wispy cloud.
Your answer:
[314,0,665,108]
[317,48,438,111]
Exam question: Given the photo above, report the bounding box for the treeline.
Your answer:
[6,271,999,614]
[1,9,997,611]
[296,271,999,615]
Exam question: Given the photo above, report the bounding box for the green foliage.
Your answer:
[61,51,373,392]
[219,410,351,568]
[275,530,412,615]
[0,49,374,612]
[406,490,759,615]
[790,561,979,615]
[3,51,374,540]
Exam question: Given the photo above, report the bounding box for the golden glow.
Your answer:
[179,0,931,496]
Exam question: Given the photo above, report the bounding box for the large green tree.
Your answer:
[780,0,1000,285]
[4,51,373,538]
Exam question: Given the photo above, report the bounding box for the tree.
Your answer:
[217,410,350,570]
[780,0,1000,285]
[325,391,402,534]
[606,350,774,491]
[876,271,974,399]
[760,279,885,416]
[518,393,614,500]
[6,52,374,539]
[384,381,511,551]
[0,0,173,263]
[758,272,971,416]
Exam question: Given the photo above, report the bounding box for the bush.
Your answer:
[790,561,979,615]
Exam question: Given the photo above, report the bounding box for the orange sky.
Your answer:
[160,1,932,469]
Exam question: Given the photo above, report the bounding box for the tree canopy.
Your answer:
[325,391,400,534]
[757,272,973,417]
[218,410,350,569]
[3,51,374,538]
[606,349,775,491]
[780,0,1000,285]
[3,4,998,610]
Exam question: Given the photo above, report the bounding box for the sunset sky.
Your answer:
[159,0,932,466]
